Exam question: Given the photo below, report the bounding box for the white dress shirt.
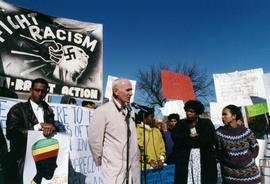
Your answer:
[30,100,44,130]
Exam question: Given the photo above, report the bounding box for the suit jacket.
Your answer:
[0,125,7,174]
[88,100,140,184]
[6,99,55,183]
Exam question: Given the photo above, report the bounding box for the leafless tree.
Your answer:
[135,63,213,107]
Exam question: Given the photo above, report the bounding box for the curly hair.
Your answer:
[184,100,204,115]
[168,113,180,121]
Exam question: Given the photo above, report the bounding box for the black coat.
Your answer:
[6,99,55,183]
[0,125,7,174]
[171,118,217,184]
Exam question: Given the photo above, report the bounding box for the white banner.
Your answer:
[263,73,270,116]
[159,100,186,118]
[209,102,229,128]
[213,68,266,106]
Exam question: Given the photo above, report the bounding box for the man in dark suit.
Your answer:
[0,124,8,184]
[6,78,56,184]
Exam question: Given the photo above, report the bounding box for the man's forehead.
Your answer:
[32,83,47,88]
[118,80,132,88]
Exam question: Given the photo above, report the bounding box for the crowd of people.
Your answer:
[0,78,97,184]
[0,77,263,184]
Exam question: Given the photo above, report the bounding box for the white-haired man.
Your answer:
[88,78,140,184]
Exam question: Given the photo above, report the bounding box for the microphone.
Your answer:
[131,102,148,112]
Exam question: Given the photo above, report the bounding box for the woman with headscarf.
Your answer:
[216,105,261,184]
[171,100,217,184]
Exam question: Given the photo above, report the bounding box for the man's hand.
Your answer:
[190,133,199,137]
[40,122,55,137]
[157,160,164,169]
[149,159,158,169]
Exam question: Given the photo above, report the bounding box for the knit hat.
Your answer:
[32,138,59,162]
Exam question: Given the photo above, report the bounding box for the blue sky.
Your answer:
[5,0,270,102]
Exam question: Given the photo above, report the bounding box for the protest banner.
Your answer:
[159,100,186,119]
[209,102,229,127]
[246,103,268,117]
[0,1,103,101]
[161,70,195,101]
[141,164,175,184]
[256,139,267,166]
[0,97,101,184]
[260,142,270,184]
[24,131,70,184]
[263,73,270,116]
[213,68,266,106]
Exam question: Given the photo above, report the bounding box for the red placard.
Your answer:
[161,70,195,100]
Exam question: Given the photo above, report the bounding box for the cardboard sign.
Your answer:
[24,131,70,184]
[161,70,195,100]
[247,103,268,117]
[213,68,266,106]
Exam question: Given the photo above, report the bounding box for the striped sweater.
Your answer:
[216,125,261,184]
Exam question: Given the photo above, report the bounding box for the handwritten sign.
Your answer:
[263,73,270,118]
[213,68,266,106]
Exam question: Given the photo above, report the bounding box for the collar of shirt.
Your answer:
[113,98,126,111]
[30,99,42,110]
[30,99,44,123]
[112,98,129,117]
